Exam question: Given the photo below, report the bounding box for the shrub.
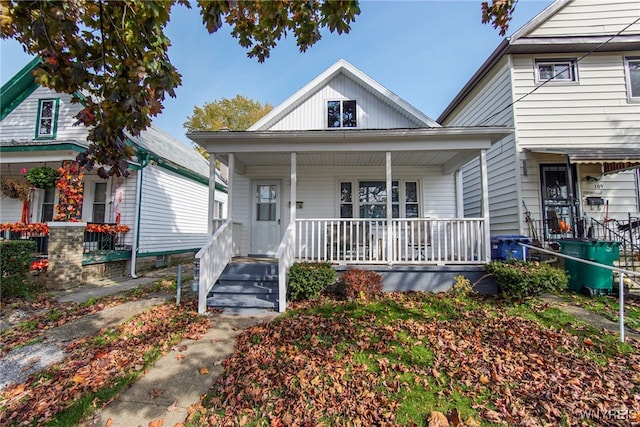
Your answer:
[485,260,568,299]
[1,240,37,298]
[340,268,383,301]
[449,275,474,297]
[287,262,336,301]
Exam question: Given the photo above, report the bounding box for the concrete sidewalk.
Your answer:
[88,313,276,427]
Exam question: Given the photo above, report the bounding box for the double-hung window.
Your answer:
[327,100,357,128]
[625,57,640,101]
[535,59,577,83]
[340,180,419,219]
[92,182,108,222]
[36,99,60,139]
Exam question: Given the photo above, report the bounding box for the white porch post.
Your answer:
[480,149,491,262]
[455,169,464,218]
[208,153,216,234]
[290,152,297,223]
[227,154,234,220]
[386,152,393,264]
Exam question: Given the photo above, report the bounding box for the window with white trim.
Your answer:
[625,57,640,101]
[36,99,59,139]
[339,180,419,219]
[92,182,108,222]
[327,100,357,128]
[535,59,577,83]
[41,187,56,222]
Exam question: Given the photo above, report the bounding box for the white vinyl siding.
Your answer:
[441,59,521,234]
[527,0,640,38]
[265,74,421,130]
[231,165,456,256]
[0,195,23,223]
[138,165,209,254]
[1,87,87,142]
[512,53,640,149]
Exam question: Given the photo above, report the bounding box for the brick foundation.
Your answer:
[46,222,87,290]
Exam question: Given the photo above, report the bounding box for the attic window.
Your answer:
[36,99,60,139]
[327,100,357,128]
[535,60,577,83]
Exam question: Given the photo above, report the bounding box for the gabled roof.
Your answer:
[249,59,440,130]
[438,0,640,123]
[0,57,41,120]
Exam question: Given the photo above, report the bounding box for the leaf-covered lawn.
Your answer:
[1,301,211,426]
[0,278,177,355]
[192,293,640,427]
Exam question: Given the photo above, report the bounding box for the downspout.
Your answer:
[129,152,150,278]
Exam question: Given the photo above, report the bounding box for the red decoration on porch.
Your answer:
[85,224,130,234]
[0,222,49,235]
[54,161,84,222]
[30,258,49,273]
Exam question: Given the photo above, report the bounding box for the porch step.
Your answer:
[207,262,280,313]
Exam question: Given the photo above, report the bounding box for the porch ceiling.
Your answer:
[223,151,469,168]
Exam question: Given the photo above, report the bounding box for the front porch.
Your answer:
[191,128,511,314]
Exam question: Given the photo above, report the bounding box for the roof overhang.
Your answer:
[525,146,640,174]
[188,127,512,174]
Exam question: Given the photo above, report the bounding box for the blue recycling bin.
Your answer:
[491,235,531,261]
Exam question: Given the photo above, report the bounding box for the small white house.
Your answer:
[0,58,227,279]
[438,0,640,246]
[188,59,511,312]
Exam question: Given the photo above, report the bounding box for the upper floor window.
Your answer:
[535,60,577,83]
[327,100,357,128]
[36,99,59,139]
[625,57,640,101]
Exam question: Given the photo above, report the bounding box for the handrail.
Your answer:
[195,218,233,314]
[275,222,295,313]
[520,242,639,343]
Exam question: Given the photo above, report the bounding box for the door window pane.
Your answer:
[340,182,353,218]
[256,185,277,221]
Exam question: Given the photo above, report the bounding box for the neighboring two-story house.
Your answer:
[438,0,639,246]
[1,58,227,281]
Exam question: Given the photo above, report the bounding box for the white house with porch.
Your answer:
[189,59,511,313]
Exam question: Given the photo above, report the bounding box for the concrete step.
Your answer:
[206,294,278,310]
[210,282,278,294]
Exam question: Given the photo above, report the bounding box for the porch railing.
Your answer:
[295,218,486,265]
[195,218,233,314]
[275,222,296,313]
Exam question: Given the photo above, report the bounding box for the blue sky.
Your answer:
[1,0,553,145]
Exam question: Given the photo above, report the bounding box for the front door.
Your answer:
[251,180,281,255]
[540,164,578,239]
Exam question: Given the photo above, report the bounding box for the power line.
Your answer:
[475,15,640,127]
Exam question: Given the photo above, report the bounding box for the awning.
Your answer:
[525,147,640,175]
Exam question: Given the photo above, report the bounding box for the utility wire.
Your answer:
[475,15,640,127]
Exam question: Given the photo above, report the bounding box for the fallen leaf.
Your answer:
[148,419,164,427]
[176,353,185,361]
[479,374,490,385]
[72,374,86,384]
[446,408,462,426]
[428,411,449,427]
[104,418,113,427]
[583,338,594,346]
[166,401,178,412]
[199,367,209,375]
[149,388,165,398]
